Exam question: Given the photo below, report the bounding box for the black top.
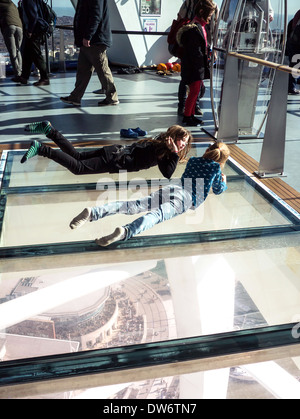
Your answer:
[179,22,209,84]
[104,142,180,179]
[74,0,112,48]
[287,17,300,54]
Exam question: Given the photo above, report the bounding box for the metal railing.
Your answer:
[217,51,300,177]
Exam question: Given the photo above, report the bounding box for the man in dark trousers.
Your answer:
[18,0,50,86]
[60,0,119,107]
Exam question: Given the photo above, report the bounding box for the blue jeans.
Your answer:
[91,184,193,240]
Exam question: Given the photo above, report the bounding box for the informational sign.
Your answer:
[143,19,158,32]
[140,0,161,16]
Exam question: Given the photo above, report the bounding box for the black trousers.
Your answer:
[39,129,112,175]
[21,35,48,81]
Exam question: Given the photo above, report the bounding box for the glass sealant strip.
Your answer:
[3,178,173,195]
[3,176,243,195]
[0,151,14,190]
[0,224,299,259]
[0,322,299,388]
[0,151,8,240]
[0,150,8,190]
[0,193,7,241]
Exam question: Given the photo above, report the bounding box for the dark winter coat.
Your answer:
[73,0,112,48]
[287,12,300,55]
[104,142,179,179]
[18,0,45,35]
[177,22,210,84]
[0,0,22,31]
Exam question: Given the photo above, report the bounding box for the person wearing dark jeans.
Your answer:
[20,35,49,85]
[177,1,216,126]
[20,121,192,178]
[17,0,49,86]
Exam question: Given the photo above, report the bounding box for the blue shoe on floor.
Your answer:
[120,129,138,138]
[131,127,147,136]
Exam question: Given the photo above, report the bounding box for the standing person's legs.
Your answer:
[184,80,202,117]
[196,82,205,115]
[182,80,203,126]
[90,44,118,104]
[178,81,204,116]
[68,47,93,102]
[30,37,49,81]
[15,26,23,76]
[178,79,187,115]
[20,36,33,81]
[3,25,22,77]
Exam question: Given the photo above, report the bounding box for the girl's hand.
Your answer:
[166,136,179,153]
[221,173,227,183]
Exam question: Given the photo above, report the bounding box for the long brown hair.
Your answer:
[194,0,217,21]
[202,142,230,168]
[138,125,192,163]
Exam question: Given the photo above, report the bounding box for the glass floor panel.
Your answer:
[0,144,300,398]
[1,234,300,348]
[1,144,298,249]
[3,145,237,188]
[0,177,294,247]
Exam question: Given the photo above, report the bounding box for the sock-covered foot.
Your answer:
[24,120,52,135]
[69,207,92,229]
[95,227,126,246]
[20,140,41,163]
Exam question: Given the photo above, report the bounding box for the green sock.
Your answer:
[24,121,52,135]
[20,140,41,164]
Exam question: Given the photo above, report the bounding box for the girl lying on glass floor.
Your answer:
[21,121,192,179]
[69,142,230,246]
